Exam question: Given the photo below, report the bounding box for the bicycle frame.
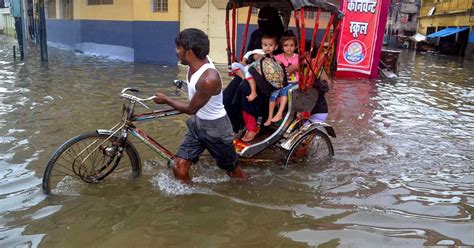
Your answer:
[131,109,182,164]
[98,93,182,167]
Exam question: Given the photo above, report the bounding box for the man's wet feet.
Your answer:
[173,162,192,183]
[226,166,249,180]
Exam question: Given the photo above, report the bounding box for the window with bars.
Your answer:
[305,11,315,19]
[292,10,332,21]
[153,0,168,12]
[322,12,331,21]
[88,0,113,5]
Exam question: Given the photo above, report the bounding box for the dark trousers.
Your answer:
[223,77,269,133]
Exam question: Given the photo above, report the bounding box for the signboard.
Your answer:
[336,0,383,75]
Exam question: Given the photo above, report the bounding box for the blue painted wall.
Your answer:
[80,20,133,47]
[235,24,258,60]
[133,21,179,64]
[46,19,179,64]
[47,19,76,48]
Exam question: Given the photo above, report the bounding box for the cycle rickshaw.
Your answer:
[42,0,343,195]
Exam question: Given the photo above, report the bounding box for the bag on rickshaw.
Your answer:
[248,55,288,96]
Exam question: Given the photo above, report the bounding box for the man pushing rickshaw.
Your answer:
[42,0,342,194]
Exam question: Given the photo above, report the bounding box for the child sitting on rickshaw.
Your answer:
[231,34,280,103]
[231,34,288,142]
[264,33,299,126]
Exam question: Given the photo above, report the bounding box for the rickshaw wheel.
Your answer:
[282,129,334,168]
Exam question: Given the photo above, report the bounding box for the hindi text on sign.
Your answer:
[349,21,369,38]
[347,0,377,13]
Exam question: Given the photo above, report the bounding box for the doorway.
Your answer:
[60,0,73,19]
[180,0,228,63]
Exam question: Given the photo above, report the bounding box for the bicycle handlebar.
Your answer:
[121,87,140,94]
[119,79,186,109]
[119,79,187,109]
[119,88,156,110]
[119,92,156,102]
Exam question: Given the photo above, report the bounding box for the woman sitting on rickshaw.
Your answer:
[223,6,285,142]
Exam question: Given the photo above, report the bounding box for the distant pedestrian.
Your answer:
[10,0,24,59]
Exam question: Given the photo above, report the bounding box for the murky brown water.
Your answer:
[1,34,473,247]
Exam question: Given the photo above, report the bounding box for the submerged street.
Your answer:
[0,34,473,247]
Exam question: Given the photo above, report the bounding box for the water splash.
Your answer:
[151,172,197,196]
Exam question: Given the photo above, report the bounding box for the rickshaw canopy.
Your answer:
[226,0,342,17]
[225,0,344,92]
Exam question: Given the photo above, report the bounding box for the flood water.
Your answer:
[1,34,473,247]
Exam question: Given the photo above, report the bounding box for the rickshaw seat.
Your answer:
[238,83,318,157]
[289,85,319,112]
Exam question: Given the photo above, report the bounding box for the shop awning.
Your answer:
[427,27,469,38]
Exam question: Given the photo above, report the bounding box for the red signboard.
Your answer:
[337,0,383,75]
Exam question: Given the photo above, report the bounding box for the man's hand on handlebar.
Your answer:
[153,92,169,105]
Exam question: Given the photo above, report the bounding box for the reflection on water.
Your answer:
[0,34,473,247]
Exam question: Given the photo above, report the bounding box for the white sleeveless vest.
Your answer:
[187,57,227,120]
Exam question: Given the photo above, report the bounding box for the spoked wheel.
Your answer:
[282,129,334,168]
[42,132,141,195]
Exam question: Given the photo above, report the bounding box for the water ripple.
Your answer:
[0,34,473,247]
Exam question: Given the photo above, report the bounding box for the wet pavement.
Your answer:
[0,34,473,247]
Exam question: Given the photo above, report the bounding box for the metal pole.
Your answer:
[39,0,48,61]
[387,4,392,47]
[20,0,27,59]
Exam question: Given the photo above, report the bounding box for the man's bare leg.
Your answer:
[173,158,192,183]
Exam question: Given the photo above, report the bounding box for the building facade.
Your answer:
[386,0,421,48]
[45,0,180,64]
[0,0,14,36]
[42,0,332,64]
[418,0,474,57]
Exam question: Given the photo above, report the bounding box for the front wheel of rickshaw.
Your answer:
[282,129,334,168]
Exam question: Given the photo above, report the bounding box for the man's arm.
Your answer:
[154,70,220,115]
